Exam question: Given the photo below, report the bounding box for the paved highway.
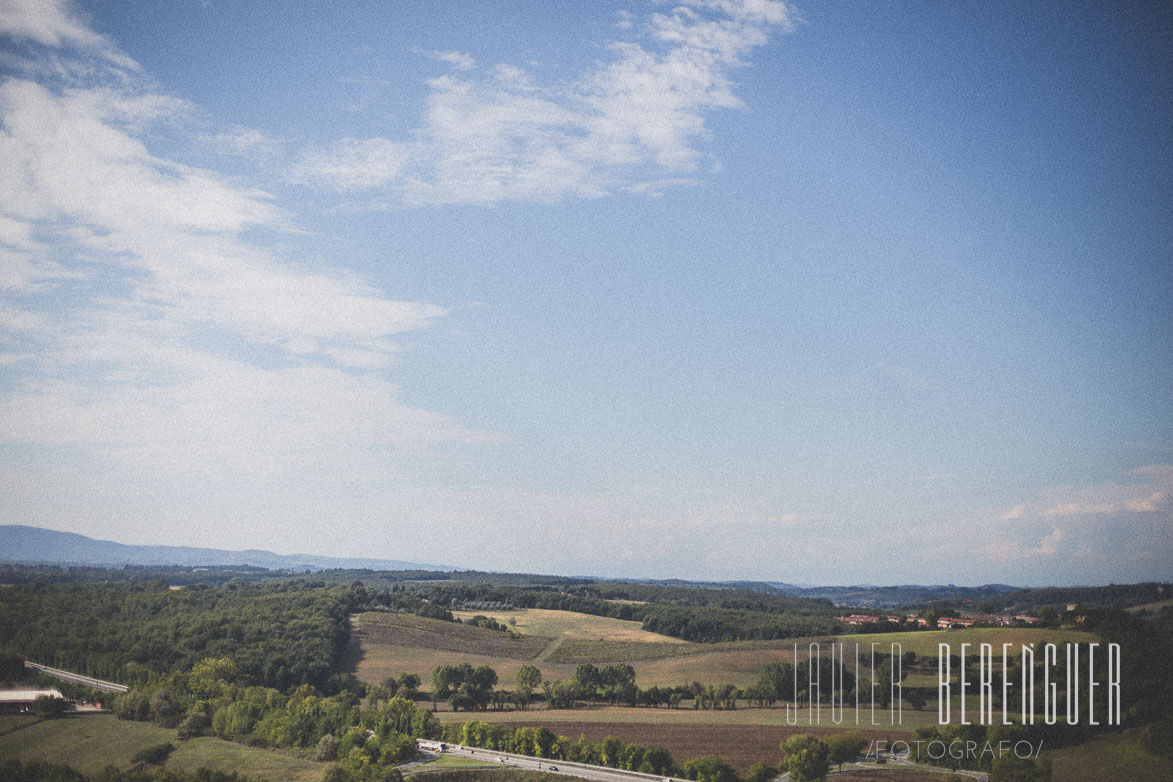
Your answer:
[421,742,990,782]
[24,661,129,693]
[420,742,679,782]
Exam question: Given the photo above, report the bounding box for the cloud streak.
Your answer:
[293,0,794,205]
[996,465,1173,523]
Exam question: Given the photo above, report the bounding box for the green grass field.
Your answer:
[0,713,330,781]
[0,713,176,774]
[0,714,39,736]
[1043,730,1173,782]
[407,753,502,773]
[168,736,327,781]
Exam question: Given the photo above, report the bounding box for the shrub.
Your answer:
[114,690,149,721]
[132,742,175,766]
[177,711,211,739]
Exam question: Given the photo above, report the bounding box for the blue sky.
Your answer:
[0,0,1170,585]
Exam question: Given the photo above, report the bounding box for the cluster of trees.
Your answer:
[418,584,644,622]
[591,583,839,619]
[910,723,1052,780]
[424,657,909,714]
[639,605,843,643]
[111,656,438,781]
[743,654,917,709]
[562,663,636,704]
[429,664,500,711]
[0,581,360,693]
[366,673,421,703]
[461,614,516,635]
[427,661,732,711]
[441,720,675,776]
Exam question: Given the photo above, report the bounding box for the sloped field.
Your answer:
[354,612,553,660]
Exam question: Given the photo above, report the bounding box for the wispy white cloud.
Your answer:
[0,7,493,498]
[427,50,476,71]
[978,466,1173,568]
[0,80,272,233]
[981,525,1064,563]
[0,0,137,69]
[993,465,1173,522]
[290,137,410,192]
[207,125,285,162]
[293,0,794,205]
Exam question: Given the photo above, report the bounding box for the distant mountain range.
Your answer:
[0,524,1024,607]
[0,524,453,572]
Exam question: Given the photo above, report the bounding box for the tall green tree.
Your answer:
[780,734,831,782]
[827,731,867,770]
[516,664,542,691]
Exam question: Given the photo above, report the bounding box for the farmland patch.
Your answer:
[354,612,551,660]
[451,608,687,645]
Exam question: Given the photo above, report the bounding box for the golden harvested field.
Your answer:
[353,610,1097,693]
[452,608,686,644]
[628,646,796,687]
[353,614,800,687]
[354,612,552,659]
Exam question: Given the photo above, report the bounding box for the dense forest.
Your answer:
[0,580,357,693]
